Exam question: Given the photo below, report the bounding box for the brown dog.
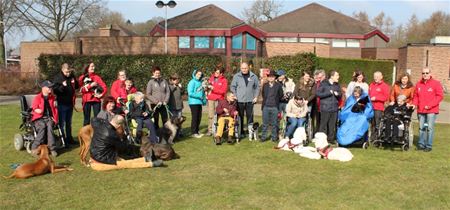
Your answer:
[140,141,180,161]
[4,145,72,179]
[78,124,125,166]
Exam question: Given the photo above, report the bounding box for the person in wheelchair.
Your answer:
[383,95,413,143]
[128,92,158,144]
[284,96,308,139]
[214,92,238,145]
[31,80,59,157]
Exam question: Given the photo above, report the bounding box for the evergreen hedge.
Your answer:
[38,54,223,91]
[38,53,394,91]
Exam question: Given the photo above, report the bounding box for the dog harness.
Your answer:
[318,145,333,159]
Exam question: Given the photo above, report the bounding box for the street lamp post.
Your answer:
[156,1,177,54]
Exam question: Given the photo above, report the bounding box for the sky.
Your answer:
[7,0,450,51]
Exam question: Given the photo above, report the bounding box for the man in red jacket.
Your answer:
[207,66,228,136]
[214,92,237,145]
[369,71,390,141]
[412,67,443,152]
[31,80,59,157]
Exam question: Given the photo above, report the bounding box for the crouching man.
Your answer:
[214,92,238,145]
[89,115,164,171]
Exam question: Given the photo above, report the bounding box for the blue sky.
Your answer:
[8,0,450,50]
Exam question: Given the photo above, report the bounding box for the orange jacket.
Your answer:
[389,84,415,104]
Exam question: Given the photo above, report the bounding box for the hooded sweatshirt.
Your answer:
[187,69,206,105]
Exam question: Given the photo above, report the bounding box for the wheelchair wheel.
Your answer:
[234,116,242,141]
[362,141,369,149]
[372,140,382,148]
[14,134,24,151]
[306,117,313,143]
[25,141,32,153]
[402,144,409,151]
[408,123,414,147]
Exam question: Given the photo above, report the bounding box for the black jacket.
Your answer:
[90,117,138,164]
[316,80,341,112]
[52,71,79,106]
[262,82,283,108]
[129,101,152,119]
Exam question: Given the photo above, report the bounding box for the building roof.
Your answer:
[158,4,243,29]
[80,24,137,37]
[259,3,376,35]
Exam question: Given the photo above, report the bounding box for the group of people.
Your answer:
[29,61,443,166]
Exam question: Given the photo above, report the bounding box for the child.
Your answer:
[129,92,158,144]
[285,95,308,138]
[383,95,412,143]
[168,73,184,137]
[215,92,238,145]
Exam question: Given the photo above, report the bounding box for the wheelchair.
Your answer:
[14,95,65,153]
[371,109,414,151]
[211,114,241,144]
[279,111,313,145]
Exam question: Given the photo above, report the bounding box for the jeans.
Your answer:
[58,103,74,142]
[237,102,254,134]
[285,117,306,138]
[189,104,202,135]
[207,100,218,133]
[418,113,437,149]
[279,102,287,114]
[83,102,101,126]
[33,118,56,151]
[261,106,279,141]
[135,117,159,144]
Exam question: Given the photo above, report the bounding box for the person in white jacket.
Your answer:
[285,95,308,138]
[277,70,296,113]
[346,70,369,98]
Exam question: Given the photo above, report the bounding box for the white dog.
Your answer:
[312,132,353,162]
[275,127,322,159]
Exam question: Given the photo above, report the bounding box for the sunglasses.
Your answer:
[422,72,430,75]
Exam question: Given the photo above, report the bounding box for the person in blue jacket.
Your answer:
[187,69,207,138]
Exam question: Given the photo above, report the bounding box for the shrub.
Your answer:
[264,53,317,81]
[38,54,223,91]
[316,57,395,85]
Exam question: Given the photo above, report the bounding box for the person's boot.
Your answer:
[227,136,235,144]
[136,131,143,144]
[215,136,222,145]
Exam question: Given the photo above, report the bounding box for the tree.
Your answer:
[387,24,406,47]
[14,0,103,41]
[0,0,24,66]
[242,0,282,26]
[127,17,164,36]
[405,14,422,43]
[383,16,394,37]
[421,11,450,40]
[352,11,370,25]
[372,12,385,30]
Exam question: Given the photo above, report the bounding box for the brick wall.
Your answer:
[401,45,450,89]
[79,36,177,55]
[264,42,330,57]
[396,47,408,78]
[329,48,361,58]
[361,48,377,59]
[20,41,77,73]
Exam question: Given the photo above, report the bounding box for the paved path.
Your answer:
[1,95,449,124]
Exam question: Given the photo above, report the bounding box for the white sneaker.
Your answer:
[192,134,204,138]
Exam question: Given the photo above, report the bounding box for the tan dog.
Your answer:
[78,124,125,166]
[4,145,72,179]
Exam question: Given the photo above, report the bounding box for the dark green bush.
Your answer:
[264,53,317,81]
[38,54,223,91]
[316,57,394,85]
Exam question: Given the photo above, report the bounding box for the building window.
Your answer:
[346,39,360,48]
[332,39,346,47]
[246,34,256,50]
[194,36,209,48]
[300,38,315,43]
[315,38,329,44]
[213,36,225,49]
[283,37,298,43]
[178,36,190,48]
[232,33,242,49]
[267,37,283,42]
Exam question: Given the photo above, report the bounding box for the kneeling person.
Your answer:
[215,92,238,145]
[89,115,163,171]
[129,92,158,144]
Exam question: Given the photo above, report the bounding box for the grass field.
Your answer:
[1,104,449,209]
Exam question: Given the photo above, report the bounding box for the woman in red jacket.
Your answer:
[110,70,127,105]
[78,62,108,126]
[206,65,228,136]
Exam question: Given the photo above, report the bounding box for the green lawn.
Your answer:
[1,104,449,209]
